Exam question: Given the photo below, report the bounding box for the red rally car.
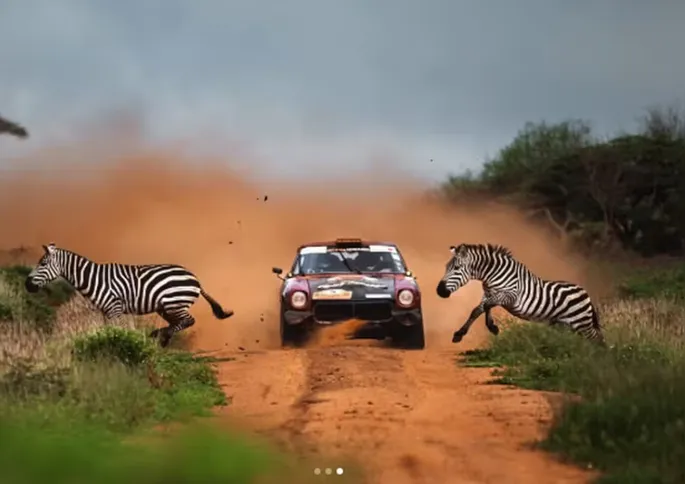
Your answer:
[271,238,425,349]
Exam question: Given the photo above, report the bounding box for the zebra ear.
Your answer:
[43,243,56,254]
[450,245,458,256]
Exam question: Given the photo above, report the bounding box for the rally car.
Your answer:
[271,238,425,349]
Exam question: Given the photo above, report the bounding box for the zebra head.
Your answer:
[25,243,62,293]
[436,244,474,299]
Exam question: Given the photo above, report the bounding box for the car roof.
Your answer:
[296,240,399,251]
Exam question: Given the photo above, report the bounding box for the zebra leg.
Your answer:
[452,303,485,343]
[156,309,196,348]
[103,304,124,324]
[484,306,500,336]
[149,310,166,339]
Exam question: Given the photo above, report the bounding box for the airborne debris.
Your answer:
[228,241,233,245]
[238,346,245,351]
[264,195,268,202]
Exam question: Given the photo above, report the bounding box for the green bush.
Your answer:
[463,319,685,483]
[73,327,156,366]
[150,351,227,422]
[2,328,227,432]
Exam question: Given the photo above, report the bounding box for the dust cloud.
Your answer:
[0,141,592,352]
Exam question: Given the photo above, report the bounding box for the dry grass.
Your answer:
[0,282,157,371]
[600,297,685,347]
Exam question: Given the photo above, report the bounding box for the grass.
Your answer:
[462,271,685,483]
[0,419,282,484]
[0,263,301,483]
[617,261,685,302]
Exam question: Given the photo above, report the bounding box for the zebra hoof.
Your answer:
[452,332,464,343]
[487,325,500,336]
[159,332,172,348]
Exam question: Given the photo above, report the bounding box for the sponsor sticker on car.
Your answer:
[312,289,353,300]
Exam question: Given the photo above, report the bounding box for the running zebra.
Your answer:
[25,243,234,347]
[436,243,605,345]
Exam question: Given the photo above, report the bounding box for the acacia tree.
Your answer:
[0,114,29,139]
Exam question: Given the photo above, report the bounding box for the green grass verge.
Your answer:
[0,417,281,484]
[0,326,288,483]
[462,312,685,484]
[617,261,685,302]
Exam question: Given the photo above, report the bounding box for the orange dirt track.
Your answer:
[0,143,596,484]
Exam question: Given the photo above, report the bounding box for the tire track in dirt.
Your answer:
[216,339,595,484]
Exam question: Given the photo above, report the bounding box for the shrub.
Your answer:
[72,327,156,367]
[151,351,228,421]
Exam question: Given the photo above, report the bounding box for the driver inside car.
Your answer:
[356,252,395,273]
[310,253,348,273]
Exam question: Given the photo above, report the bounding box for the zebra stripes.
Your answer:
[25,243,233,347]
[436,243,605,345]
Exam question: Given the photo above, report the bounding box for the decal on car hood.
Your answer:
[308,275,396,301]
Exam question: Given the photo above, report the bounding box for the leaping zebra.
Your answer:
[436,243,605,346]
[25,243,234,347]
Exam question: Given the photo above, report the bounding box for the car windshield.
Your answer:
[295,248,406,275]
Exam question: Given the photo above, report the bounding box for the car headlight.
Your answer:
[290,291,308,309]
[397,289,415,307]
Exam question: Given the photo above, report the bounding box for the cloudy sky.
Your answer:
[1,0,684,180]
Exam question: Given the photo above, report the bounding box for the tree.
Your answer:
[0,114,29,139]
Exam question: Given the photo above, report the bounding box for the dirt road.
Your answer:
[213,331,592,484]
[0,150,602,484]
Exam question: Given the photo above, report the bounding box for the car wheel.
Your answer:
[280,313,308,348]
[391,317,425,350]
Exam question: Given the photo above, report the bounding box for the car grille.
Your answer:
[313,301,393,322]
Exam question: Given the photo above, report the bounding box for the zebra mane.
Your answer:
[51,247,95,263]
[455,243,514,258]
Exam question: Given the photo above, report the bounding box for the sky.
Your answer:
[1,0,684,181]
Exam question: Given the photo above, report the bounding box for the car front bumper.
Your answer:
[283,302,422,327]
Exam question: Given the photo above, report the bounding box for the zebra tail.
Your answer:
[590,301,607,347]
[590,302,601,330]
[200,289,234,320]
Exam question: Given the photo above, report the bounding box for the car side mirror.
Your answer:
[272,267,286,281]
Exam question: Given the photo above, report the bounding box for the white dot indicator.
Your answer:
[314,468,321,475]
[325,468,332,475]
[336,467,344,475]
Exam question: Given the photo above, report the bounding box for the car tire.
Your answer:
[391,318,426,350]
[280,313,308,348]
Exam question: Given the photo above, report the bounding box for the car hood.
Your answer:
[306,274,396,301]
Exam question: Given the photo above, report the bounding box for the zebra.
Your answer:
[25,243,234,347]
[435,243,605,346]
